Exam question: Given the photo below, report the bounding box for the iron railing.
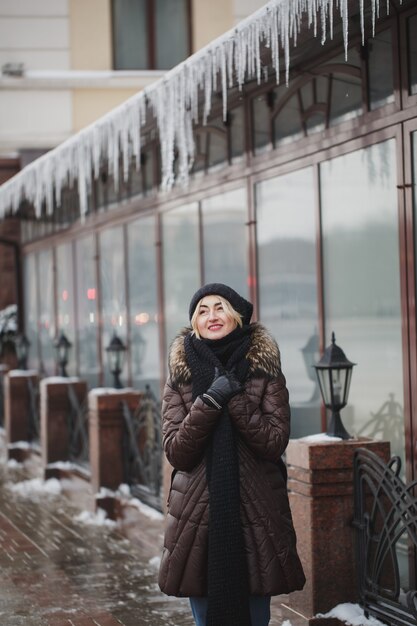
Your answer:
[353,447,417,625]
[66,384,89,466]
[121,385,162,511]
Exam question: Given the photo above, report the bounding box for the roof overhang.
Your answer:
[0,0,405,222]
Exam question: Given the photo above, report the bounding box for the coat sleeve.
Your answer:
[161,379,221,471]
[227,371,290,462]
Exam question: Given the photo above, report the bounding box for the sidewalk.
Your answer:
[0,431,306,626]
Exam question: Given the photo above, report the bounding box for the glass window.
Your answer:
[368,29,394,110]
[329,72,362,125]
[113,0,189,70]
[38,249,55,376]
[127,216,161,396]
[56,243,76,376]
[113,0,148,70]
[256,168,321,437]
[75,235,99,388]
[252,92,271,153]
[320,140,404,465]
[273,94,303,145]
[155,0,190,69]
[99,227,127,387]
[407,14,417,95]
[23,254,39,370]
[229,104,245,161]
[162,203,200,350]
[201,188,249,298]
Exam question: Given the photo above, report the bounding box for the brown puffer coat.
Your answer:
[158,323,305,597]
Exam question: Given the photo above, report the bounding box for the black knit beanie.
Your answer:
[189,283,253,326]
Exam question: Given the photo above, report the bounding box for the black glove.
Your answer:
[201,368,244,409]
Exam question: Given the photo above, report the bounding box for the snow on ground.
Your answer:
[281,620,293,626]
[148,555,161,569]
[73,508,117,528]
[7,477,62,497]
[316,603,387,625]
[129,497,164,521]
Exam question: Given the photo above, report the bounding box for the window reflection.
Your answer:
[75,235,99,388]
[408,14,417,95]
[56,243,76,376]
[127,216,160,397]
[162,203,200,352]
[23,254,39,370]
[256,167,321,437]
[38,249,55,376]
[99,227,127,387]
[368,29,394,110]
[321,140,404,465]
[201,188,248,298]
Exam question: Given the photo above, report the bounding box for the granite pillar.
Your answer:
[40,377,88,469]
[4,370,38,460]
[88,389,142,494]
[286,437,390,622]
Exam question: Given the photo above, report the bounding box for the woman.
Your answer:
[158,283,305,626]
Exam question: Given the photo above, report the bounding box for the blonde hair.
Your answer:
[191,295,243,339]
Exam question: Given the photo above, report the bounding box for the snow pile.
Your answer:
[8,477,62,497]
[149,555,161,569]
[316,603,387,625]
[130,497,164,521]
[0,0,390,220]
[281,621,293,626]
[8,369,38,377]
[299,433,343,443]
[74,508,117,528]
[7,458,22,468]
[8,441,31,450]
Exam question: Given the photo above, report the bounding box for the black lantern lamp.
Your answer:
[313,332,356,440]
[106,332,127,389]
[54,331,72,377]
[15,333,31,370]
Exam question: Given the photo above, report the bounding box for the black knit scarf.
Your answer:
[184,326,252,626]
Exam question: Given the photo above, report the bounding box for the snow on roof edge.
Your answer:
[0,0,387,221]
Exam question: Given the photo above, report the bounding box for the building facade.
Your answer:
[1,0,417,507]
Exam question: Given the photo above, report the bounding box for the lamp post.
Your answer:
[15,333,30,370]
[54,331,72,377]
[106,332,126,389]
[313,332,356,440]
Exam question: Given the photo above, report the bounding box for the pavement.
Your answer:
[0,430,307,626]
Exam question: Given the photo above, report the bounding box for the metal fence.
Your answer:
[121,386,162,511]
[353,447,417,625]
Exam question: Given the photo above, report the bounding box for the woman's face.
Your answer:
[196,295,237,340]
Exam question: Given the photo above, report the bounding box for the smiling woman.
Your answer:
[158,282,305,626]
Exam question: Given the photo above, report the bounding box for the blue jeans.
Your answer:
[189,595,271,626]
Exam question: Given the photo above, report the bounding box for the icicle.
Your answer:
[371,0,376,37]
[0,0,394,219]
[341,0,349,60]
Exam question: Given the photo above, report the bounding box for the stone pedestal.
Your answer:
[286,436,390,622]
[40,377,88,468]
[4,370,38,460]
[88,389,142,495]
[0,364,9,427]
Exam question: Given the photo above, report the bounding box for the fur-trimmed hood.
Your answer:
[168,322,281,386]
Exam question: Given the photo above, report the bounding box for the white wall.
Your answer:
[0,0,70,70]
[0,0,71,154]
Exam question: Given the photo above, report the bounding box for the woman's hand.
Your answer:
[202,368,244,409]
